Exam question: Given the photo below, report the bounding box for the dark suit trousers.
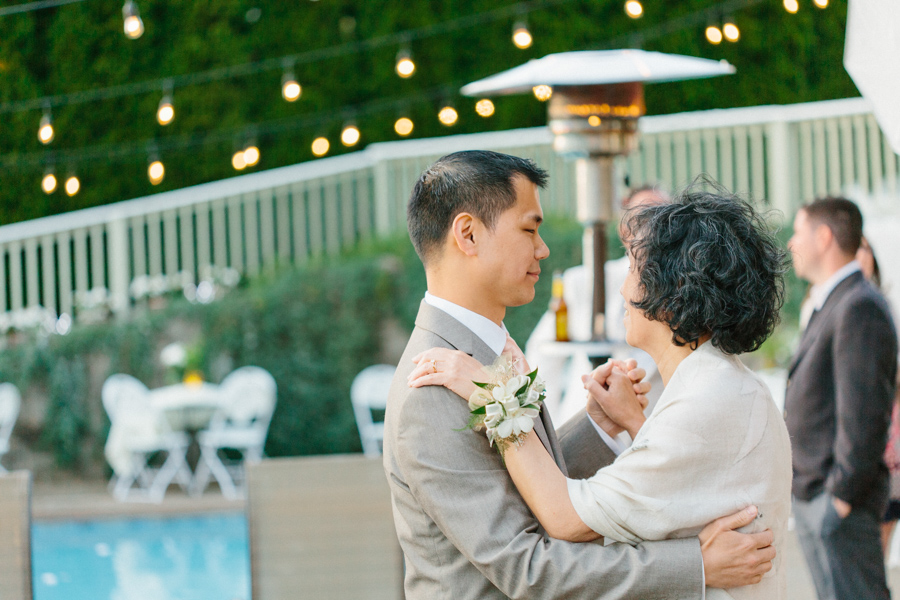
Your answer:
[794,493,890,600]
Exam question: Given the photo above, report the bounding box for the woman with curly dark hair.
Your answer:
[410,186,792,600]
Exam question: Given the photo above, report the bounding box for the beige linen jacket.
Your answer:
[382,301,703,600]
[568,343,792,600]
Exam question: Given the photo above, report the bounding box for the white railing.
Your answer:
[0,96,897,322]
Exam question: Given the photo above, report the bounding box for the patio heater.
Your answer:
[461,50,735,341]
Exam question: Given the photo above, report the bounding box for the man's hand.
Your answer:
[832,496,852,518]
[700,506,775,589]
[583,359,650,437]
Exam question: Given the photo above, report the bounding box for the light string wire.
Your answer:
[0,83,459,171]
[0,0,88,17]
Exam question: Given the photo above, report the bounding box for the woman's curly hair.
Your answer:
[621,183,788,355]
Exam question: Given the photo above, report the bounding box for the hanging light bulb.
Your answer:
[512,21,533,49]
[783,0,799,13]
[42,171,57,194]
[532,85,553,101]
[395,49,416,78]
[122,1,145,39]
[38,112,54,144]
[148,159,165,185]
[588,116,602,127]
[438,106,458,126]
[311,137,330,157]
[232,150,247,170]
[341,124,361,147]
[394,117,414,136]
[723,20,740,42]
[475,99,495,117]
[65,175,80,196]
[624,0,643,18]
[705,25,723,44]
[243,145,260,166]
[282,72,301,102]
[157,95,174,125]
[813,0,828,7]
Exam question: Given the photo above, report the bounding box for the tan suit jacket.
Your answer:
[383,301,703,599]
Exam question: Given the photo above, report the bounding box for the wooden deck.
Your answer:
[23,460,900,599]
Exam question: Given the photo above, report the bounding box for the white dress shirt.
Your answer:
[423,292,507,355]
[809,260,861,311]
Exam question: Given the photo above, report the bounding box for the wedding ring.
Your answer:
[430,359,437,374]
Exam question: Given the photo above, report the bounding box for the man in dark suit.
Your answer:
[786,197,898,600]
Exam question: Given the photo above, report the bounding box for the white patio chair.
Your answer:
[192,366,277,499]
[0,383,22,473]
[350,364,396,457]
[102,374,191,502]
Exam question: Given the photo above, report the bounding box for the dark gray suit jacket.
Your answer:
[785,271,898,516]
[383,301,703,600]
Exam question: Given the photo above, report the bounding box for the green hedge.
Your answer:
[0,216,585,470]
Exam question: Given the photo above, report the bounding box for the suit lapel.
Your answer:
[414,301,557,462]
[789,272,863,377]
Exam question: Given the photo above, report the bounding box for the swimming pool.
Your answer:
[32,512,250,600]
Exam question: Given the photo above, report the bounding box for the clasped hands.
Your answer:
[582,359,650,440]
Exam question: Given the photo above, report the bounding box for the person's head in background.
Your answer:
[621,184,671,211]
[788,196,863,286]
[856,236,881,288]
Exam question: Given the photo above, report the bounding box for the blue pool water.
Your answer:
[32,512,250,600]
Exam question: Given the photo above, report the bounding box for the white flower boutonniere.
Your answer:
[466,354,546,456]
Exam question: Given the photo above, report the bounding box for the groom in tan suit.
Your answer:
[383,150,775,599]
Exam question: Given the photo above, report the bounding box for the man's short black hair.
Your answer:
[801,196,864,256]
[407,150,548,263]
[621,183,788,355]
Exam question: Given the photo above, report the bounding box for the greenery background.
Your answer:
[0,0,857,224]
[0,0,836,472]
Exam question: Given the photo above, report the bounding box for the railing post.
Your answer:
[765,119,794,217]
[107,215,130,317]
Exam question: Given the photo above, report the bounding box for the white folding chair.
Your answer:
[350,364,396,457]
[0,383,22,473]
[102,374,191,502]
[192,366,277,499]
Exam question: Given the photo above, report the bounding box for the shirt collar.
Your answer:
[423,292,508,355]
[809,260,862,311]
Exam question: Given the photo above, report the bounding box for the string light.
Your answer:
[157,95,174,125]
[41,171,57,194]
[532,85,553,101]
[813,0,828,7]
[783,0,799,13]
[588,115,602,127]
[395,49,416,78]
[122,1,145,40]
[723,19,740,42]
[311,137,330,156]
[282,72,301,102]
[512,21,533,49]
[475,99,495,117]
[438,105,458,126]
[705,25,723,44]
[148,159,164,185]
[65,175,80,196]
[243,145,260,166]
[341,124,361,147]
[394,117,414,136]
[624,1,643,19]
[38,111,54,144]
[232,150,247,170]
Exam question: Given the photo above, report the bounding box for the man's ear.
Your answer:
[814,223,834,252]
[451,212,478,256]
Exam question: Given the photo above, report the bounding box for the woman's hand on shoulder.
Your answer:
[408,348,485,401]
